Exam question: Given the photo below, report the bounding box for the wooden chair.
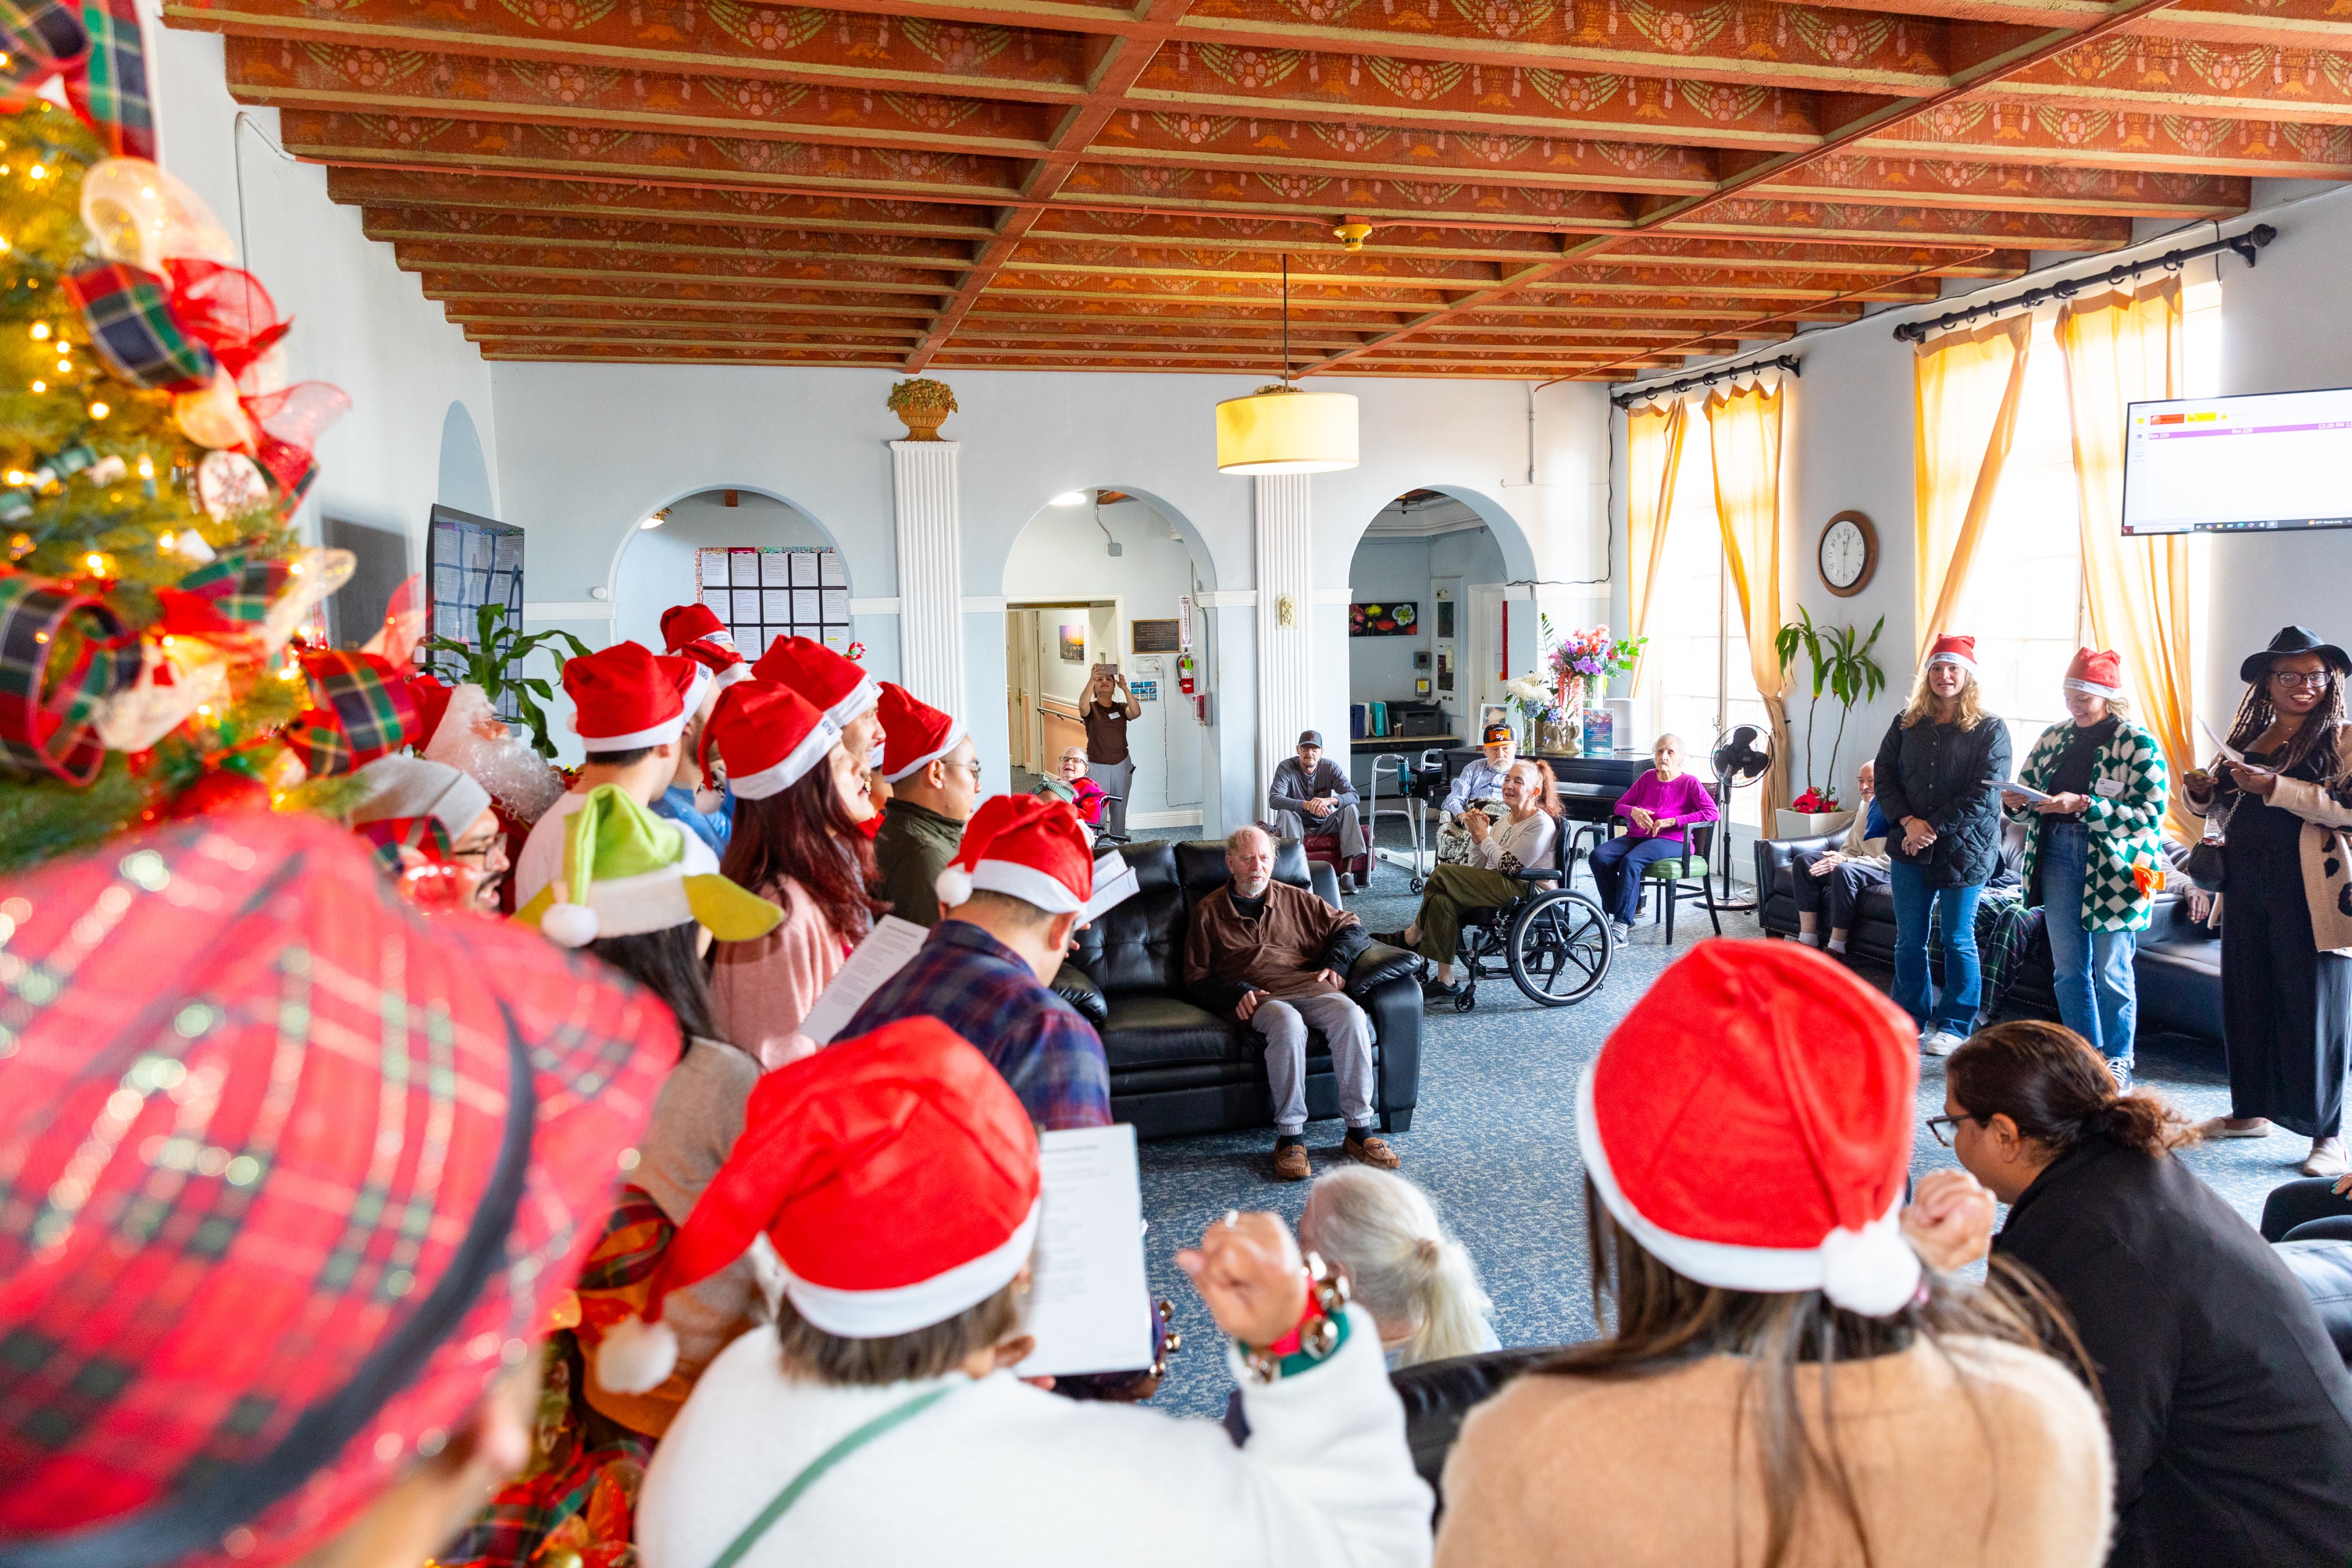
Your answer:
[1642,821,1724,942]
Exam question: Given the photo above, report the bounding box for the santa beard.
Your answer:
[425,683,568,824]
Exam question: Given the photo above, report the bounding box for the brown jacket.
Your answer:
[1435,1336,2112,1568]
[1183,881,1367,1014]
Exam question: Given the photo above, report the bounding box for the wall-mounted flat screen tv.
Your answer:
[2122,386,2352,535]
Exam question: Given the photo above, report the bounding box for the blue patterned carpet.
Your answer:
[1134,821,2296,1418]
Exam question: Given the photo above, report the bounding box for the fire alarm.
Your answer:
[1333,217,1373,252]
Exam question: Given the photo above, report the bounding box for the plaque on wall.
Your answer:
[1131,618,1182,653]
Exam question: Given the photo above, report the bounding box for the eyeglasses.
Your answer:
[2272,670,2334,690]
[1924,1112,1978,1147]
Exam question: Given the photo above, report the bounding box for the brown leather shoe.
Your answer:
[1343,1130,1400,1169]
[1273,1142,1311,1181]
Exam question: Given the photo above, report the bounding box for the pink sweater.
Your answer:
[1612,768,1719,845]
[709,877,851,1070]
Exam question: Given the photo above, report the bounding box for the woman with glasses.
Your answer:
[2182,627,2352,1178]
[1917,1020,2352,1568]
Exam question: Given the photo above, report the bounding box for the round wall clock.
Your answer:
[1818,510,1877,598]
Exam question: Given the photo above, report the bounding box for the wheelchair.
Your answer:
[1444,823,1615,1011]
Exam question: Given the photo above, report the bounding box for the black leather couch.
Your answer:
[1753,820,2223,1042]
[1050,839,1425,1139]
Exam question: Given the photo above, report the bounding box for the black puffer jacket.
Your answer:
[1872,710,2010,888]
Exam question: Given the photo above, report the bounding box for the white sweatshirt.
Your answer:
[636,1305,1432,1568]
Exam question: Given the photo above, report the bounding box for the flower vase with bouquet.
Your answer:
[1547,627,1646,756]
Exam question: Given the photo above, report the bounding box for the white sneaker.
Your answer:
[2301,1137,2350,1178]
[1609,921,1632,944]
[1921,1028,1963,1058]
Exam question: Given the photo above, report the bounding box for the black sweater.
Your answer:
[1872,710,2010,888]
[1995,1137,2352,1567]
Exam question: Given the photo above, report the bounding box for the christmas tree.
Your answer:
[0,98,360,872]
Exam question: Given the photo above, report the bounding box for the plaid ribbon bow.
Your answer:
[282,649,418,778]
[60,260,218,391]
[0,568,141,782]
[153,545,295,643]
[0,0,153,157]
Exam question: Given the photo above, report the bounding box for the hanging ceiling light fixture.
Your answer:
[1215,253,1358,475]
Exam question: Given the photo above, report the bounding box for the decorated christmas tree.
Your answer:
[0,95,363,872]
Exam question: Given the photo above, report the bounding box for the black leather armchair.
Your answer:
[1052,839,1423,1139]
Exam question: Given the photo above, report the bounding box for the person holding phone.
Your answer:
[1084,665,1143,840]
[2000,649,2169,1090]
[2182,626,2352,1178]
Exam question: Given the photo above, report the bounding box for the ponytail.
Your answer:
[1949,1020,2198,1159]
[1298,1167,1496,1369]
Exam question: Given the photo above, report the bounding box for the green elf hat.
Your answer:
[515,785,782,948]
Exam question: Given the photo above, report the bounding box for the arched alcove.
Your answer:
[608,486,846,658]
[436,402,496,519]
[998,486,1221,832]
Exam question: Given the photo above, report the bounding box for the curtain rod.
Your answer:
[1608,353,1801,410]
[1891,223,2277,344]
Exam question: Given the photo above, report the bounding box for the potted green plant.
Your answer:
[888,377,958,440]
[421,601,594,755]
[1771,608,1887,839]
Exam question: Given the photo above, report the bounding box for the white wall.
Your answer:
[611,489,835,653]
[1348,539,1435,701]
[153,19,498,567]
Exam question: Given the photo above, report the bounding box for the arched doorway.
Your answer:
[608,486,847,659]
[1001,486,1220,835]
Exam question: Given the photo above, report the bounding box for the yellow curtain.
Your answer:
[1624,398,1686,696]
[1706,379,1792,818]
[2057,279,2198,841]
[1913,317,2032,657]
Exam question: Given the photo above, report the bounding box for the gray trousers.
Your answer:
[1269,802,1366,859]
[1091,756,1134,837]
[1251,989,1376,1134]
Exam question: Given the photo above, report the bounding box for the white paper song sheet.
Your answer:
[1079,853,1140,923]
[797,915,929,1046]
[1016,1125,1152,1379]
[2197,716,2247,766]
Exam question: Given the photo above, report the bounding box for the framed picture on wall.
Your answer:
[1349,601,1419,636]
[1058,623,1087,662]
[1436,599,1455,638]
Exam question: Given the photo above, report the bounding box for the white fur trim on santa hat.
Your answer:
[1574,1067,1921,1315]
[1924,650,1977,677]
[571,709,688,750]
[729,714,842,802]
[968,858,1084,914]
[682,661,715,716]
[822,674,883,731]
[883,718,968,783]
[783,1198,1042,1339]
[714,662,754,690]
[585,865,698,940]
[2062,677,2120,699]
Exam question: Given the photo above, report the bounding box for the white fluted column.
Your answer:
[1253,474,1315,791]
[891,440,965,717]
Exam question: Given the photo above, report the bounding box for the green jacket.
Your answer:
[875,796,966,928]
[2004,718,2169,933]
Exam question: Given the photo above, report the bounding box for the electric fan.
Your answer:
[1707,725,1774,910]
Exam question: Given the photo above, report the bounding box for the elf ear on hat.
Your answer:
[878,680,966,783]
[752,634,881,730]
[1577,939,1925,1317]
[935,794,1093,913]
[701,679,840,801]
[598,1017,1041,1393]
[2064,647,2124,700]
[563,641,687,750]
[1924,634,1978,677]
[662,601,752,688]
[514,785,780,948]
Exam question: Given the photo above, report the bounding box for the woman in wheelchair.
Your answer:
[1375,759,1561,999]
[1588,733,1719,943]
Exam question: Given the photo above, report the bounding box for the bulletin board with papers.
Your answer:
[693,546,853,655]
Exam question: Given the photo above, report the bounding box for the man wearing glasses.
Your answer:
[873,680,982,927]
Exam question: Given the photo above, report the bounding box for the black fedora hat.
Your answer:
[2241,625,2352,684]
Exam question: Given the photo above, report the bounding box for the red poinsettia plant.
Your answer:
[1789,786,1841,814]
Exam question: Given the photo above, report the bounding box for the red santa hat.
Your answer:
[1924,634,1978,677]
[878,680,966,783]
[753,635,881,730]
[700,678,840,801]
[1577,940,1925,1317]
[662,601,752,690]
[598,1017,1041,1392]
[562,641,690,749]
[406,672,454,751]
[936,794,1093,914]
[2064,647,2123,700]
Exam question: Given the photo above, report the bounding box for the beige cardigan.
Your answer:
[1435,1336,2113,1568]
[2185,731,2352,952]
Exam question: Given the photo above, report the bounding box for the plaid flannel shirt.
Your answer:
[842,919,1111,1131]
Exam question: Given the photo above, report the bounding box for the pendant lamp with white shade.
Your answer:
[1215,255,1359,475]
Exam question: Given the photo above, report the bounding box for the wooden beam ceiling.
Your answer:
[166,0,2325,377]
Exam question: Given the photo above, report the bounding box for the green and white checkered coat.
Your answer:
[2005,719,2171,932]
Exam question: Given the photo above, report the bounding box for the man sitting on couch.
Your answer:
[1185,825,1398,1180]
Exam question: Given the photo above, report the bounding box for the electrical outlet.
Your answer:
[1108,542,1123,556]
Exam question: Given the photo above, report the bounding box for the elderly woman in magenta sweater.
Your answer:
[1588,734,1719,940]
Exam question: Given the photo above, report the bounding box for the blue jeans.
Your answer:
[2040,820,2139,1064]
[1888,862,1983,1032]
[1588,834,1684,924]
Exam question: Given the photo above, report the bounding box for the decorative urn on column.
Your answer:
[888,376,958,440]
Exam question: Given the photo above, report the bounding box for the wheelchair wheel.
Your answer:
[1506,889,1613,1006]
[1409,875,1427,894]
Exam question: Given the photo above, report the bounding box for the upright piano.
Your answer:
[1440,747,1649,827]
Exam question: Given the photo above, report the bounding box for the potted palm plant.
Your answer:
[422,602,594,755]
[1771,608,1887,839]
